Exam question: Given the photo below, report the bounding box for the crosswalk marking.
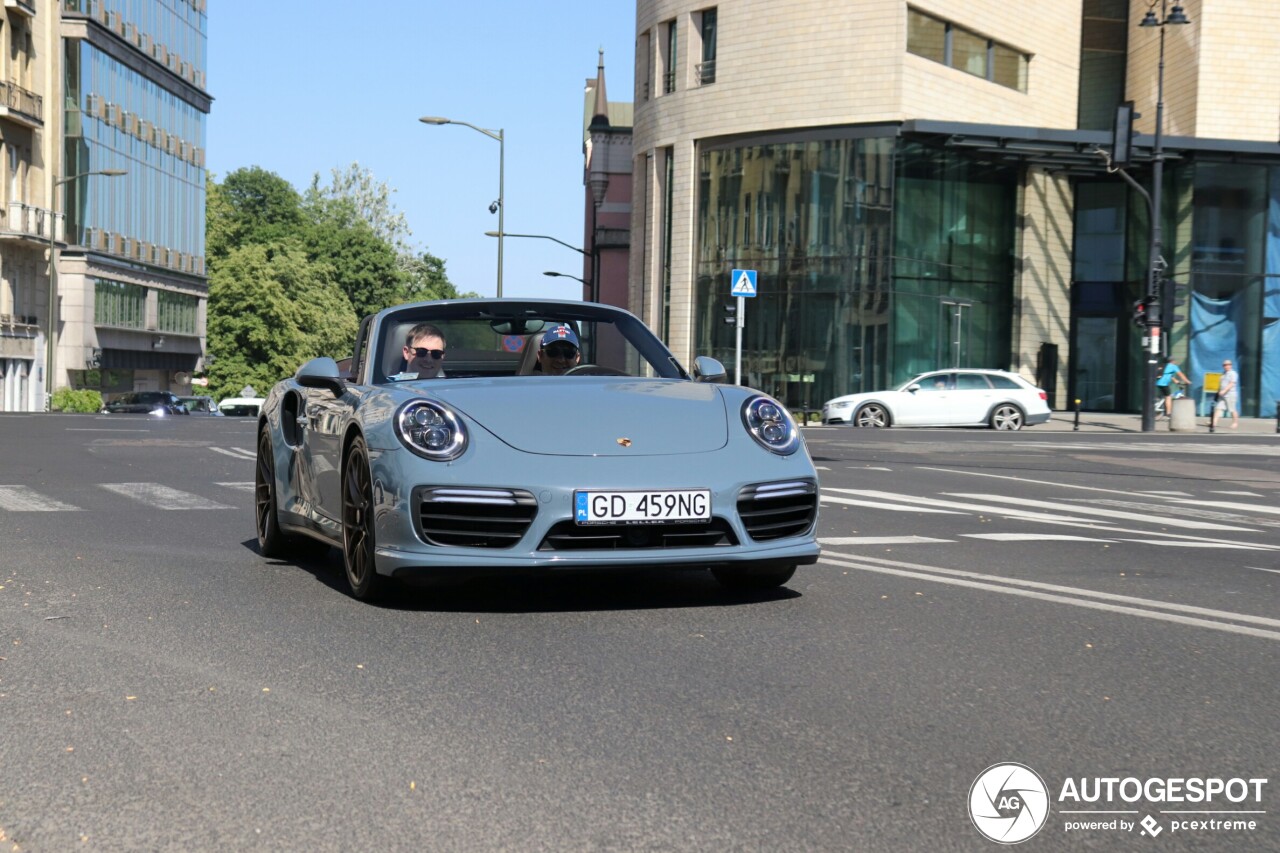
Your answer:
[211,447,255,459]
[99,483,234,510]
[1168,498,1280,516]
[944,492,1255,532]
[216,482,255,492]
[1113,540,1273,550]
[0,486,81,512]
[824,487,1114,526]
[820,494,961,514]
[819,536,953,545]
[963,533,1112,542]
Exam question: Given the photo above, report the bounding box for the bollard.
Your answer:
[1073,398,1081,431]
[1275,401,1279,434]
[1208,399,1216,433]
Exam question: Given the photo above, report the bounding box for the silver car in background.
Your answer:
[822,369,1051,430]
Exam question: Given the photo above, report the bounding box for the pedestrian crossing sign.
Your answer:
[730,269,757,297]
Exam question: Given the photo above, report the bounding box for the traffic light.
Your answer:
[723,301,737,325]
[1161,279,1187,329]
[1132,298,1148,328]
[1113,101,1137,167]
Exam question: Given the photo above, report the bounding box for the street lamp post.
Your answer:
[420,116,504,297]
[487,231,589,296]
[1137,1,1190,432]
[543,271,586,285]
[45,168,127,409]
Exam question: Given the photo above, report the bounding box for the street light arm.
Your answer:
[419,116,501,143]
[486,230,587,256]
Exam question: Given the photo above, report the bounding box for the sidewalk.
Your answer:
[1040,410,1278,435]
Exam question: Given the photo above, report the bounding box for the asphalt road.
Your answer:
[0,414,1276,851]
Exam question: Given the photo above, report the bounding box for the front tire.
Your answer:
[855,403,890,428]
[711,565,796,591]
[255,429,288,558]
[342,436,389,602]
[990,404,1025,431]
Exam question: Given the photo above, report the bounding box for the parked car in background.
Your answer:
[218,397,264,417]
[255,298,820,602]
[102,391,190,416]
[821,369,1051,430]
[180,395,223,416]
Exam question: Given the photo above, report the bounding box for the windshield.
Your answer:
[370,302,687,384]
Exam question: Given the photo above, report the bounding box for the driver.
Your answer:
[400,323,447,379]
[536,324,581,375]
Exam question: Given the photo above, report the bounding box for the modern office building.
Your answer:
[0,0,209,411]
[630,0,1280,418]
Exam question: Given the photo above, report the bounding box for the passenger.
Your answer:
[536,325,581,375]
[401,323,447,379]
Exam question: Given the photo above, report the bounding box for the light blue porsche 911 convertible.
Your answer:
[255,298,820,601]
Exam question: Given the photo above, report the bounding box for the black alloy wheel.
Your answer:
[342,437,388,601]
[255,429,287,557]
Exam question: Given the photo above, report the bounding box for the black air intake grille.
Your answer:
[538,519,738,551]
[413,487,538,548]
[736,479,818,541]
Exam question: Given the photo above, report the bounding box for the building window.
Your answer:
[94,279,146,329]
[157,290,197,334]
[663,19,678,94]
[1078,0,1128,130]
[906,8,1028,93]
[699,8,717,85]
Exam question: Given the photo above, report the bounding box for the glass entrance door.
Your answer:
[1075,316,1119,410]
[941,300,972,367]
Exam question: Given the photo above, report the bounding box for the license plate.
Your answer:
[574,489,711,525]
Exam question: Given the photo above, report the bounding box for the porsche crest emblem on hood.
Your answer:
[616,438,633,447]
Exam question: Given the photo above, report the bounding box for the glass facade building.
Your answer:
[694,134,1016,413]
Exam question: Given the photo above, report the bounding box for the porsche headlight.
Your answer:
[395,400,468,461]
[742,396,800,455]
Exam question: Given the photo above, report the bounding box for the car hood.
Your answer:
[419,379,730,456]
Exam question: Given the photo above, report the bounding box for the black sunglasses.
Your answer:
[544,346,578,359]
[408,347,445,360]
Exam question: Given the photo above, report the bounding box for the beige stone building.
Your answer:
[0,0,209,412]
[630,1,1280,418]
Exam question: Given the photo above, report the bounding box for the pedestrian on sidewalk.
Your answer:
[1156,357,1189,418]
[1215,359,1239,428]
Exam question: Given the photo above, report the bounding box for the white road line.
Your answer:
[819,536,953,545]
[210,447,255,459]
[99,483,234,510]
[65,428,150,432]
[216,482,255,492]
[1246,567,1280,575]
[1212,491,1265,497]
[1167,499,1280,516]
[820,494,961,514]
[819,553,1280,640]
[962,533,1113,542]
[0,486,81,512]
[1113,540,1272,550]
[1139,491,1194,496]
[824,488,1118,526]
[944,492,1253,532]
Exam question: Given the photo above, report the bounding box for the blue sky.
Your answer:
[207,2,636,299]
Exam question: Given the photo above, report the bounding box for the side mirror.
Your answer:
[906,383,921,393]
[693,355,727,384]
[296,357,346,396]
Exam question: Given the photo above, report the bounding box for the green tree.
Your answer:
[302,196,404,319]
[305,163,412,253]
[207,167,304,263]
[206,243,357,402]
